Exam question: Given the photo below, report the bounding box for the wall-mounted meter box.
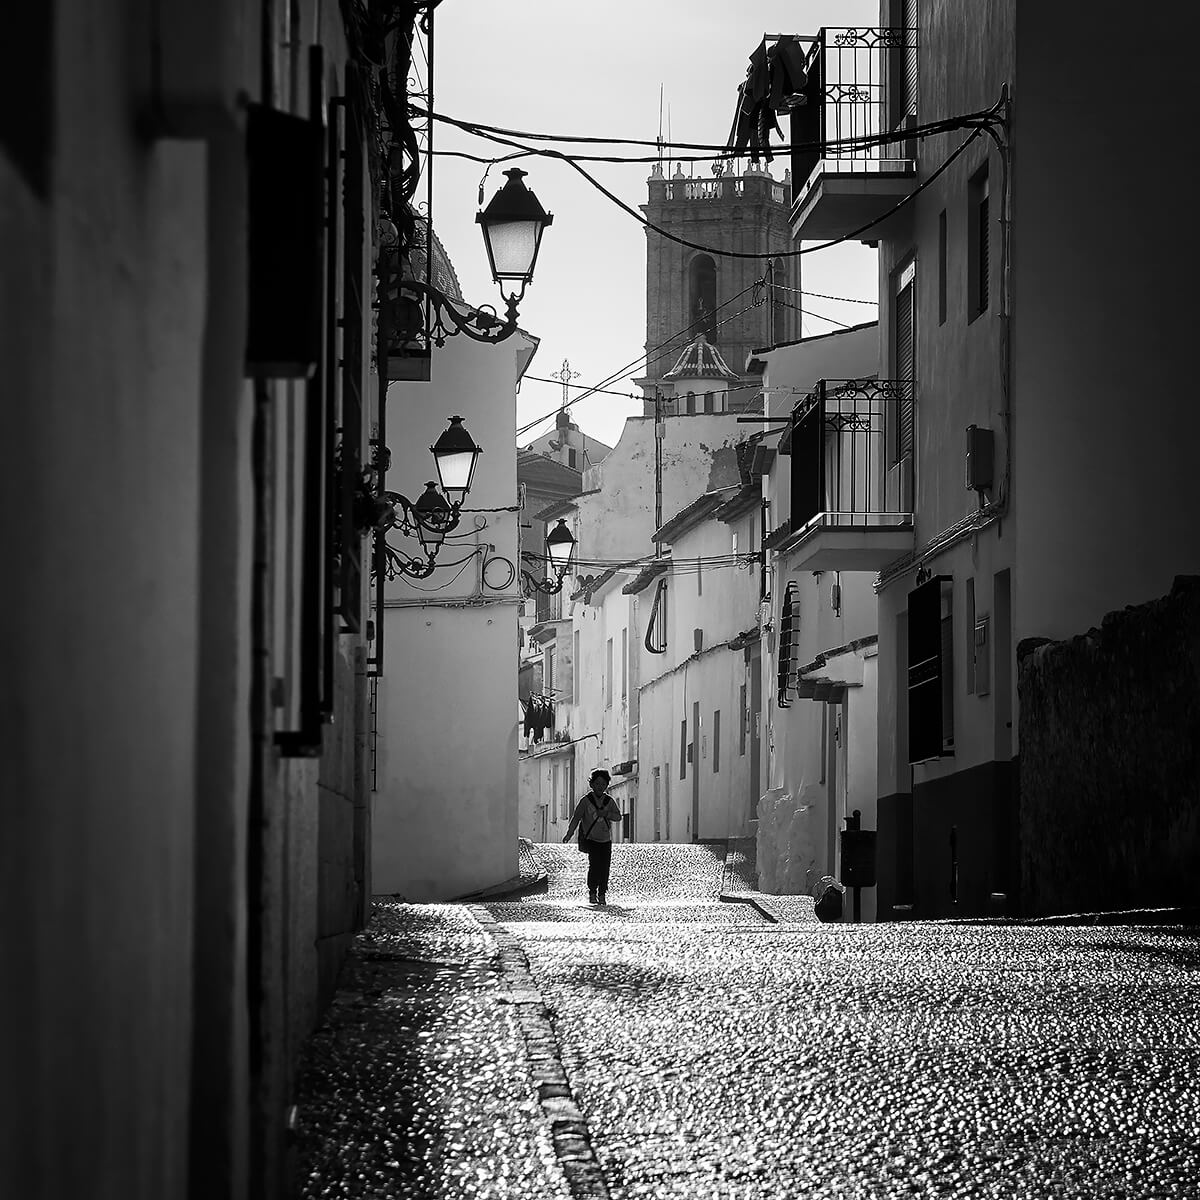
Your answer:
[965,425,995,492]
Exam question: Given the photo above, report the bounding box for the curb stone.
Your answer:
[470,905,612,1200]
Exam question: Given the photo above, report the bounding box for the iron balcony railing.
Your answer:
[789,378,915,532]
[791,26,919,204]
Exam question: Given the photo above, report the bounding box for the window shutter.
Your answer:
[907,575,946,763]
[900,0,919,117]
[977,193,990,314]
[895,281,915,461]
[777,582,799,708]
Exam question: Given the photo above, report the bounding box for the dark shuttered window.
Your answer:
[894,273,915,462]
[776,582,799,708]
[908,575,952,763]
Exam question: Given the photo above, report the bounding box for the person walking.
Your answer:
[563,768,622,905]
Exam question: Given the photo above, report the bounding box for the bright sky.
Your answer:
[428,0,880,448]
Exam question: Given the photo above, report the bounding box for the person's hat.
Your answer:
[589,767,611,783]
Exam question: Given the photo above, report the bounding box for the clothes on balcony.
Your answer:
[729,36,809,163]
[522,694,554,743]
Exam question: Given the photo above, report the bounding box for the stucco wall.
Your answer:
[375,605,518,898]
[374,334,525,899]
[1018,578,1200,917]
[574,413,746,565]
[1011,4,1200,642]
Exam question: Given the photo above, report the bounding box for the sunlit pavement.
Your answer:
[299,843,1200,1199]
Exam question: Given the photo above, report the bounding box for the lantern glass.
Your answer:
[545,519,576,576]
[430,415,482,505]
[482,219,543,282]
[476,168,553,290]
[413,482,453,554]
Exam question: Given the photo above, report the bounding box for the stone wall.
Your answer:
[1018,577,1200,916]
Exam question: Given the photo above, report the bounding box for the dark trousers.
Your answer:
[584,839,612,894]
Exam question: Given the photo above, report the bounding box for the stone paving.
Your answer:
[295,903,570,1199]
[299,843,1200,1200]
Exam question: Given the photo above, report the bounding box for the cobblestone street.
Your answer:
[298,845,1200,1199]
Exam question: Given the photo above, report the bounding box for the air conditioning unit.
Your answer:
[965,425,994,492]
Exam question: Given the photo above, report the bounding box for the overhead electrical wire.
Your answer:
[421,99,1002,258]
[417,102,1000,156]
[452,113,997,262]
[516,276,764,436]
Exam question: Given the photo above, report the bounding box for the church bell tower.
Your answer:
[635,161,799,414]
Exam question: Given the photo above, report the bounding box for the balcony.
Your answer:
[789,27,918,241]
[782,378,915,571]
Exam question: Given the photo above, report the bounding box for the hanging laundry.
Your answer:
[727,35,810,164]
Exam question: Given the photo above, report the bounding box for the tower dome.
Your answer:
[662,333,739,384]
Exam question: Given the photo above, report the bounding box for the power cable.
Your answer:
[418,102,1001,156]
[516,275,765,436]
[455,113,998,261]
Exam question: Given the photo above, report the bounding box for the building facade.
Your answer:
[1,3,393,1195]
[755,1,1200,917]
[751,323,882,912]
[374,326,539,902]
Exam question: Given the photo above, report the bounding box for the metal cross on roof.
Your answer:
[549,357,581,410]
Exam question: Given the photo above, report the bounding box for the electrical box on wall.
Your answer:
[965,425,994,492]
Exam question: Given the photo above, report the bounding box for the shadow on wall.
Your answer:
[1018,576,1200,917]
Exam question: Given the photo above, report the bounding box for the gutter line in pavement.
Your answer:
[470,905,613,1200]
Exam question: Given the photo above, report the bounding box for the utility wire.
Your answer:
[516,276,764,436]
[431,102,1001,263]
[418,102,999,156]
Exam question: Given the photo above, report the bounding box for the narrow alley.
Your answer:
[297,845,1200,1198]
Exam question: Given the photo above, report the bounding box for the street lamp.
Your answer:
[355,416,484,580]
[382,169,554,354]
[430,415,482,507]
[476,168,555,304]
[521,519,577,595]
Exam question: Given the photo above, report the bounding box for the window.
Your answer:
[974,614,991,697]
[937,209,947,326]
[713,710,721,773]
[968,165,989,321]
[704,391,715,414]
[772,257,787,345]
[653,766,662,841]
[965,577,976,694]
[908,574,954,762]
[686,391,697,415]
[893,261,916,464]
[776,581,799,707]
[680,719,688,780]
[545,646,555,698]
[605,637,613,708]
[688,254,717,339]
[621,627,628,699]
[573,630,580,703]
[568,448,578,469]
[739,683,747,755]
